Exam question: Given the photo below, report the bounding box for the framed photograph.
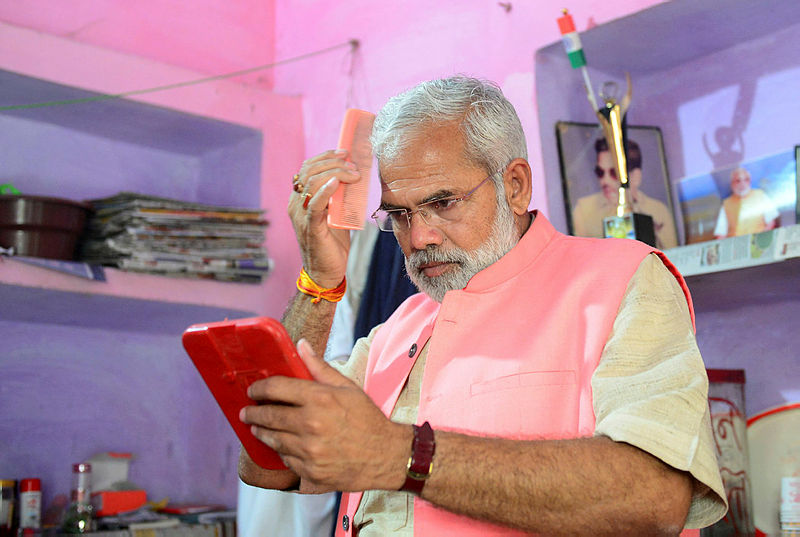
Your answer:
[796,145,799,224]
[677,149,797,244]
[555,121,679,250]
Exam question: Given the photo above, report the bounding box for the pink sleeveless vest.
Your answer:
[336,213,697,536]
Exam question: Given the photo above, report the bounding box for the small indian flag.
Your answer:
[557,9,586,69]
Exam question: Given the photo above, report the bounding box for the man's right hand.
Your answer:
[288,150,363,288]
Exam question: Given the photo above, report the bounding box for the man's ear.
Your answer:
[503,158,533,215]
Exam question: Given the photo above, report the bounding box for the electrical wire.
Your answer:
[0,39,358,111]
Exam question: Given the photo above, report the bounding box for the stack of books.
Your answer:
[79,192,272,283]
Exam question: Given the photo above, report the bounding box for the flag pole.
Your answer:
[557,8,598,111]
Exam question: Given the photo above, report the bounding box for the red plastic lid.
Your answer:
[706,368,745,384]
[20,479,41,492]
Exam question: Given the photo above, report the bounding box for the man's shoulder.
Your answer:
[550,231,655,269]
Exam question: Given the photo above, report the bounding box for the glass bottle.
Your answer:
[0,480,16,537]
[61,464,93,534]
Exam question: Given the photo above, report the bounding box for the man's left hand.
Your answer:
[240,339,412,494]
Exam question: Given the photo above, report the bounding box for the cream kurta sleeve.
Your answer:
[592,253,727,528]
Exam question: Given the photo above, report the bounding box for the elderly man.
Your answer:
[571,138,678,249]
[239,77,726,536]
[713,166,779,239]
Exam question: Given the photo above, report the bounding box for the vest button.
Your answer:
[408,343,417,357]
[342,514,350,531]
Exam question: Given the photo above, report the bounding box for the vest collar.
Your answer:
[456,210,556,294]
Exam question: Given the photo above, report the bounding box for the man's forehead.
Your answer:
[376,127,482,203]
[379,173,456,204]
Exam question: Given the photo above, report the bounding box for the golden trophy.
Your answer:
[557,9,655,246]
[596,76,655,246]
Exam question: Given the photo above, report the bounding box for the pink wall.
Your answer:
[0,0,276,89]
[270,0,662,214]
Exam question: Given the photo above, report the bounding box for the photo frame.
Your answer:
[555,121,679,250]
[677,149,797,245]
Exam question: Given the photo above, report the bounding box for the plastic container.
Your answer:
[18,479,41,530]
[0,195,91,260]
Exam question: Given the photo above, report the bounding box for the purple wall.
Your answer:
[0,70,263,207]
[0,285,257,510]
[686,259,800,415]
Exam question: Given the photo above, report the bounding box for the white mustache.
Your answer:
[406,247,467,272]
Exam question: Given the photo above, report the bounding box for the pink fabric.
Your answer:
[336,213,694,536]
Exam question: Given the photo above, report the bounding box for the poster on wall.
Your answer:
[555,121,679,250]
[677,149,798,245]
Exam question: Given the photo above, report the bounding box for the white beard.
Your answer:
[404,190,519,303]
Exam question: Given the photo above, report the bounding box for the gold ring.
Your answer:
[302,193,312,209]
[292,173,303,193]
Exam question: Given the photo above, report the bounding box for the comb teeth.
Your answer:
[328,108,375,230]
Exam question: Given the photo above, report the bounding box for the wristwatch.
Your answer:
[400,421,435,495]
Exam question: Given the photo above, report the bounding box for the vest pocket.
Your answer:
[469,370,576,395]
[466,370,580,438]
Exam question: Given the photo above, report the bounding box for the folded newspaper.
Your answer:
[663,224,800,276]
[80,192,273,283]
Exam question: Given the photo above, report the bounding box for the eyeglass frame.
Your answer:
[370,170,500,233]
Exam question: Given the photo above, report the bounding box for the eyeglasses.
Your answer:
[594,165,617,180]
[371,172,496,233]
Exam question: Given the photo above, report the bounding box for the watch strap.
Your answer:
[400,421,435,495]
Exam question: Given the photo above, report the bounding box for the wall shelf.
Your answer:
[0,257,267,320]
[663,224,800,277]
[0,68,272,321]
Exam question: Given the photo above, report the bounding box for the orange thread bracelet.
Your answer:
[296,268,346,304]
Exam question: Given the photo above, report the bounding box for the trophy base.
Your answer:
[602,212,656,247]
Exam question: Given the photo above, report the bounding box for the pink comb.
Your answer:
[327,108,375,230]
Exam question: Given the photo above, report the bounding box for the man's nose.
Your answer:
[408,211,443,251]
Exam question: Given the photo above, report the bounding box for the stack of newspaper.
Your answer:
[79,192,273,283]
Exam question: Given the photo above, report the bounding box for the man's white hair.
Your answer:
[370,76,528,190]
